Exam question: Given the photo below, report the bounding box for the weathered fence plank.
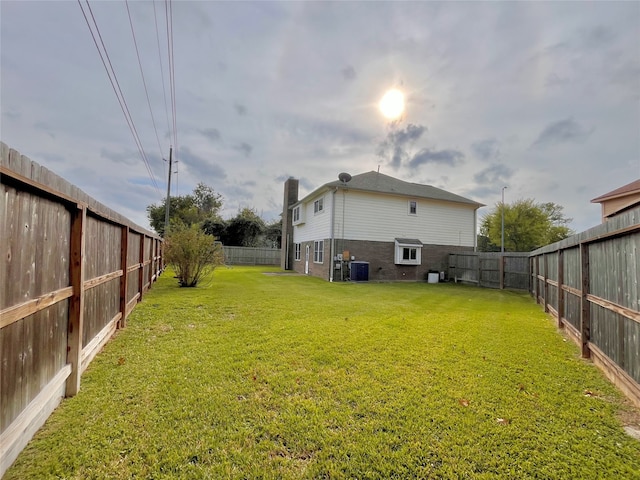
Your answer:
[0,142,163,476]
[448,252,530,290]
[530,206,640,407]
[223,246,281,265]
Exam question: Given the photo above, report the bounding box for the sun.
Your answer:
[379,88,405,120]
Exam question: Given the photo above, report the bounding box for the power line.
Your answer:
[77,0,161,194]
[152,0,172,146]
[165,0,179,192]
[125,0,164,160]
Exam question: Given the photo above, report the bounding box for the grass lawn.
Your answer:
[6,266,640,479]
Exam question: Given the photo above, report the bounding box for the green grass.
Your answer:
[6,266,640,479]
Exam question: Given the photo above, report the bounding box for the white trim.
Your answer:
[313,240,324,263]
[394,239,422,265]
[408,200,417,215]
[1,364,71,477]
[292,205,304,225]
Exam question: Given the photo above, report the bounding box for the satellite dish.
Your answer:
[338,172,352,183]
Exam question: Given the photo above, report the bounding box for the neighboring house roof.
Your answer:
[296,171,484,208]
[591,178,640,220]
[591,179,640,203]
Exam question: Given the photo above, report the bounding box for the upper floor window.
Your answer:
[408,200,417,215]
[314,197,324,214]
[292,205,304,225]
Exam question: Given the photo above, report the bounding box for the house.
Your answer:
[591,179,640,223]
[280,171,484,281]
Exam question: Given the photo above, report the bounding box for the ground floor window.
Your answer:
[294,243,301,261]
[314,240,324,263]
[403,247,418,261]
[394,238,422,265]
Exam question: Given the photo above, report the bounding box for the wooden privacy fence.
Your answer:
[0,143,163,476]
[448,252,530,290]
[223,246,280,265]
[530,206,640,407]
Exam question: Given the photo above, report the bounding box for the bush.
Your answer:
[164,223,223,287]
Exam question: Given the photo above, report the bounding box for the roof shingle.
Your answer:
[322,171,483,207]
[591,178,640,203]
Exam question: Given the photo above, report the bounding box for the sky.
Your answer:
[2,1,639,234]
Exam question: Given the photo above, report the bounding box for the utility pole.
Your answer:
[163,146,173,237]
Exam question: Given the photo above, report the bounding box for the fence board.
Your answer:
[448,252,529,290]
[223,246,281,265]
[0,142,162,476]
[530,206,640,406]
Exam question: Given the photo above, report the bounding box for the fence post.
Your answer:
[138,234,144,300]
[529,256,535,298]
[119,226,129,328]
[147,237,152,287]
[65,205,86,397]
[543,254,549,312]
[534,256,540,302]
[580,243,591,358]
[557,249,565,328]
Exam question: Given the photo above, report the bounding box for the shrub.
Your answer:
[164,223,223,287]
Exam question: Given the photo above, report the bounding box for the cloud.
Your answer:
[274,175,314,192]
[33,121,55,139]
[532,118,594,147]
[579,25,615,49]
[100,148,137,166]
[376,124,428,170]
[200,128,222,141]
[234,142,253,157]
[224,184,253,200]
[471,138,500,161]
[276,114,373,146]
[387,124,427,146]
[341,65,356,81]
[275,174,294,183]
[409,148,464,168]
[234,103,248,116]
[545,72,570,88]
[474,164,513,185]
[2,110,20,120]
[178,146,227,180]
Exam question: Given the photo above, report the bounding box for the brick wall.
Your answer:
[291,239,331,280]
[291,237,474,282]
[336,240,473,282]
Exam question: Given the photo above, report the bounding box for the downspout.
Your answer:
[329,187,338,282]
[285,233,290,270]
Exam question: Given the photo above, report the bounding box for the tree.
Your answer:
[264,219,282,248]
[147,182,223,237]
[163,222,223,287]
[477,234,501,252]
[480,199,573,252]
[224,208,266,247]
[193,183,223,217]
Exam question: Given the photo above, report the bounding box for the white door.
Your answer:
[305,245,310,274]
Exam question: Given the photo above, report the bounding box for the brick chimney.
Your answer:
[280,177,299,270]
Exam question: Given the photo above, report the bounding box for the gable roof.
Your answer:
[591,178,640,203]
[303,171,483,207]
